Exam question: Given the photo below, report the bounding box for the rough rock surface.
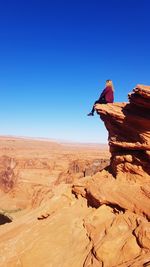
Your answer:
[55,158,109,184]
[95,84,150,183]
[73,84,150,266]
[0,85,150,267]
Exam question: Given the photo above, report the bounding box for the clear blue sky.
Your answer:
[0,0,150,143]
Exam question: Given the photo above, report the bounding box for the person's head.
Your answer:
[106,79,114,91]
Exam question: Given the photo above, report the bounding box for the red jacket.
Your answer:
[99,86,114,103]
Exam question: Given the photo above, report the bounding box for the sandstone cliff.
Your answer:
[0,85,150,267]
[95,84,150,183]
[73,84,150,266]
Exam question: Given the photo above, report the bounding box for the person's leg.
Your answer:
[87,100,99,116]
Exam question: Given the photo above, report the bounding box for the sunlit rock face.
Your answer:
[95,84,150,182]
[72,85,150,267]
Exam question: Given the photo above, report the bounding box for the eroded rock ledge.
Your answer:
[72,84,150,266]
[95,84,150,181]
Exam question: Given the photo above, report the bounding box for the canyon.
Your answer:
[0,84,150,267]
[0,137,109,213]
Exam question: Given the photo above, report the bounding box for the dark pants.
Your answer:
[91,98,107,113]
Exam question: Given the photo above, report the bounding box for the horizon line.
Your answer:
[0,134,108,146]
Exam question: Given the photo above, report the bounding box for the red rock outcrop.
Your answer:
[72,84,150,266]
[95,84,150,182]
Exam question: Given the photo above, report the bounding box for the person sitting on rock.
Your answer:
[87,79,114,116]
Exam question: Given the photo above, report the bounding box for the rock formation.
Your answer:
[0,85,150,267]
[95,84,150,183]
[55,158,109,184]
[73,84,150,266]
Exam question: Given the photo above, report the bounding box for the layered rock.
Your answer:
[72,84,150,266]
[95,84,150,182]
[55,158,109,184]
